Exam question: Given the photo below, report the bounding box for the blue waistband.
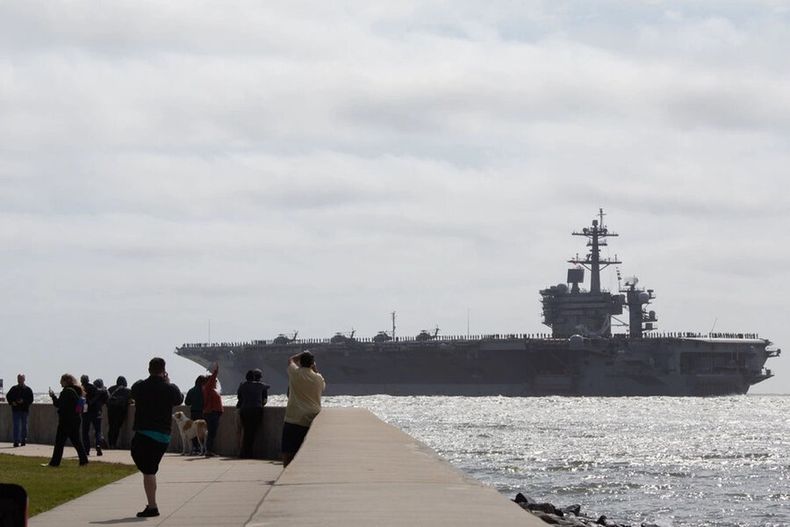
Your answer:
[138,430,171,444]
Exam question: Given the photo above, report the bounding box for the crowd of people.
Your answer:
[5,350,326,518]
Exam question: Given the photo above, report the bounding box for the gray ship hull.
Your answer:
[175,333,777,397]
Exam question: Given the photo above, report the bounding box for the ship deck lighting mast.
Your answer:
[568,209,621,293]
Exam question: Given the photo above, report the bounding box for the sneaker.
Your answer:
[13,443,19,448]
[41,463,57,467]
[79,460,89,466]
[96,447,103,456]
[136,506,160,518]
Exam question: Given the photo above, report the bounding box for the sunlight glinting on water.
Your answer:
[316,395,790,527]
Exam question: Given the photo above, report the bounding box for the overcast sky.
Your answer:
[1,1,788,394]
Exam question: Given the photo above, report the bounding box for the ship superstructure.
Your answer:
[176,211,780,396]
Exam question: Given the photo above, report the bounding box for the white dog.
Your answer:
[172,411,208,455]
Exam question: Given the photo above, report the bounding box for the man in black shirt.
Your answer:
[236,368,270,458]
[130,357,183,518]
[80,375,100,455]
[107,376,132,448]
[184,375,206,454]
[6,374,34,447]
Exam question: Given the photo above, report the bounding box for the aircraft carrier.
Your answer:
[175,210,780,396]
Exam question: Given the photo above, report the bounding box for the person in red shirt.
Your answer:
[202,363,223,457]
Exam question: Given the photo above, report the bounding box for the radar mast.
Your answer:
[569,208,621,293]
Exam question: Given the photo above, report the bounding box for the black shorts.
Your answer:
[131,433,169,475]
[281,422,310,454]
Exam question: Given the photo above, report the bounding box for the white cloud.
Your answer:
[0,1,788,394]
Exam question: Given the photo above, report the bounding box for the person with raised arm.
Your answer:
[281,351,325,467]
[202,362,223,457]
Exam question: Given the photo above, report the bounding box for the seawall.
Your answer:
[0,403,284,459]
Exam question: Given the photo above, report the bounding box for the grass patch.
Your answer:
[0,453,137,517]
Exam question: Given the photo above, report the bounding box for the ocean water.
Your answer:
[30,392,787,525]
[312,395,789,527]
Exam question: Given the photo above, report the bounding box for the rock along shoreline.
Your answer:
[513,493,662,527]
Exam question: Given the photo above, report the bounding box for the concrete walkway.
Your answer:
[2,408,543,526]
[0,442,281,526]
[250,408,541,527]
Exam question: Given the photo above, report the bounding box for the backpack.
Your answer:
[76,396,87,415]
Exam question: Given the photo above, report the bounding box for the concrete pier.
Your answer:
[250,408,538,526]
[1,408,543,526]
